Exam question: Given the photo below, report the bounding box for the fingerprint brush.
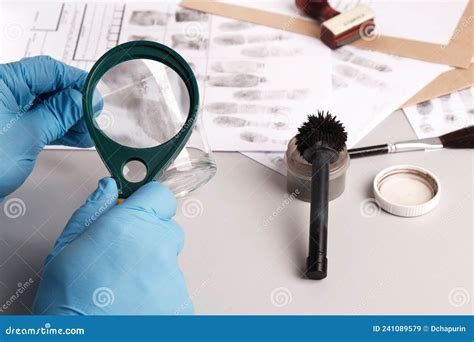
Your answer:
[349,126,474,159]
[295,112,347,280]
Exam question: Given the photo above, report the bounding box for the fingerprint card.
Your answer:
[202,16,332,151]
[404,86,474,139]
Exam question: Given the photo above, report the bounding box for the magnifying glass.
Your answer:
[83,41,200,201]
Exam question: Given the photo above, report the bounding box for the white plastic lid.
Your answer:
[373,165,440,217]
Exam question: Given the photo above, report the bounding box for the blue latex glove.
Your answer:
[33,177,194,315]
[0,56,92,200]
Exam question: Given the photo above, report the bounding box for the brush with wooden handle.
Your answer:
[349,126,474,159]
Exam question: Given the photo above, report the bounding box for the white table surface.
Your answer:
[0,110,472,315]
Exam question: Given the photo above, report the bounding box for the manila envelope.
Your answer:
[181,0,473,69]
[403,63,474,107]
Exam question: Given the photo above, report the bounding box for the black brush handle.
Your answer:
[306,151,332,280]
[348,144,390,158]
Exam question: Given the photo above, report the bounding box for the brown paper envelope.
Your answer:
[181,0,473,68]
[402,63,474,107]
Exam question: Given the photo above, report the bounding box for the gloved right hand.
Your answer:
[32,177,194,315]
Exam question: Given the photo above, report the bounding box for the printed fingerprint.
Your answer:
[213,115,289,130]
[241,46,302,58]
[334,64,386,88]
[458,87,474,114]
[416,100,433,115]
[213,34,288,45]
[333,49,391,72]
[332,75,348,89]
[175,8,209,22]
[207,74,266,87]
[171,34,208,50]
[129,11,168,26]
[211,61,264,74]
[206,102,289,115]
[240,131,269,143]
[218,21,254,32]
[233,89,309,101]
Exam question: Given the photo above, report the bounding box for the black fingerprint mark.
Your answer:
[129,11,168,26]
[246,34,288,43]
[416,100,433,115]
[334,64,386,88]
[241,45,301,58]
[333,49,392,72]
[175,8,208,22]
[211,61,264,74]
[213,33,288,46]
[439,94,452,113]
[332,75,348,89]
[240,131,269,143]
[206,102,290,115]
[171,34,208,50]
[419,121,434,134]
[333,49,353,61]
[213,34,246,46]
[213,116,247,127]
[213,116,288,130]
[233,89,309,101]
[445,113,459,124]
[206,102,239,114]
[458,87,474,114]
[128,34,159,42]
[218,21,254,32]
[352,56,392,72]
[267,153,285,168]
[207,74,266,87]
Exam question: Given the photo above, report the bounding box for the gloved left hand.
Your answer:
[32,177,194,315]
[0,56,92,200]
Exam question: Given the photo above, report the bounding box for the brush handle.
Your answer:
[306,151,333,280]
[348,144,389,158]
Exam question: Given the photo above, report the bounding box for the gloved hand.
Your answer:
[0,56,92,200]
[32,177,194,315]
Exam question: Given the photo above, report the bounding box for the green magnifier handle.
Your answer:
[82,41,200,199]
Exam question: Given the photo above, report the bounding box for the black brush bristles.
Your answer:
[440,126,474,149]
[295,111,347,160]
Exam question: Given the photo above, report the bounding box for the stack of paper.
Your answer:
[0,1,471,173]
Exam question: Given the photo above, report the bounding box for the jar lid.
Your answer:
[373,165,440,217]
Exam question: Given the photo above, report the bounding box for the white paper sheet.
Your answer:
[243,45,449,174]
[220,0,469,45]
[0,2,447,157]
[0,1,332,152]
[404,86,474,139]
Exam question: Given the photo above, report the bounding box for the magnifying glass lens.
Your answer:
[84,41,216,199]
[93,59,190,148]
